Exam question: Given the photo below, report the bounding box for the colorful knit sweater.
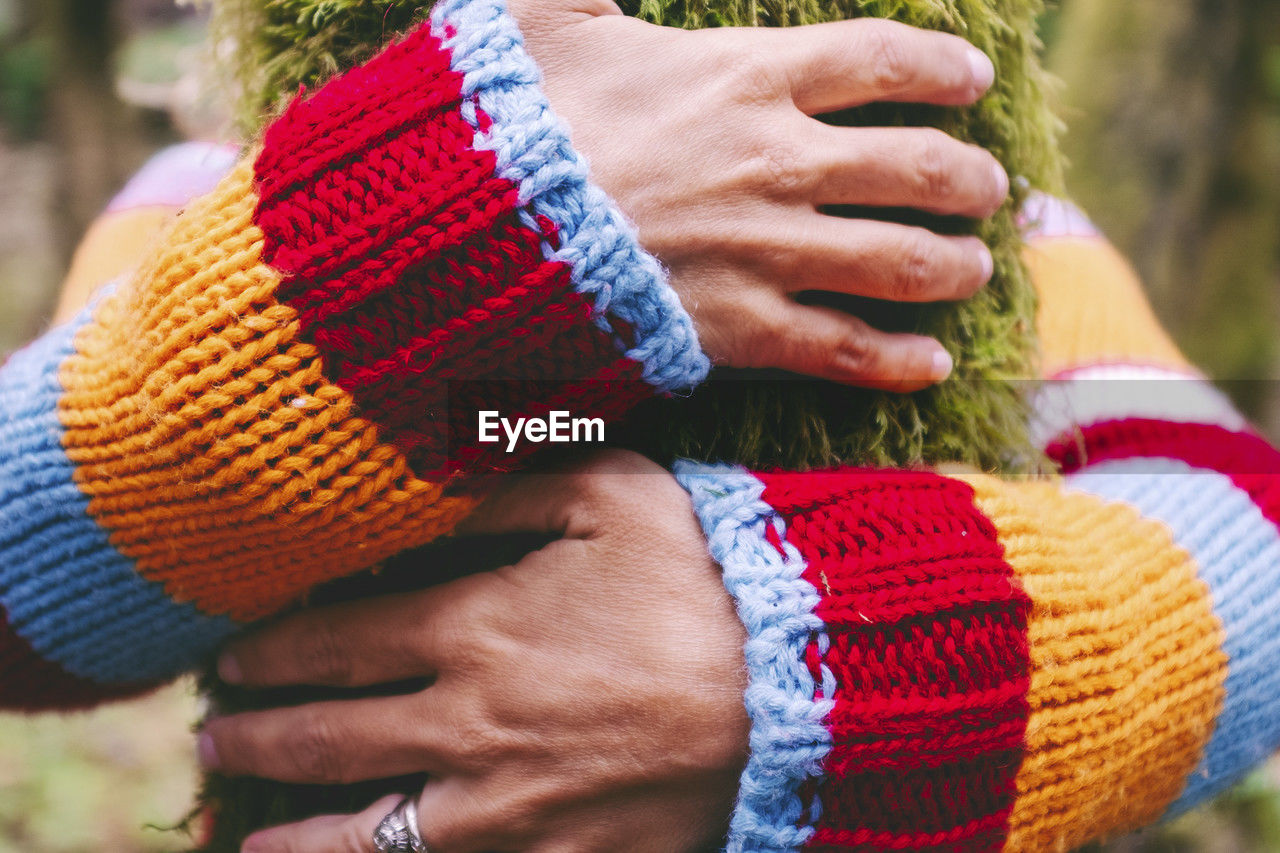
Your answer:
[0,0,707,706]
[2,4,1279,852]
[676,198,1280,851]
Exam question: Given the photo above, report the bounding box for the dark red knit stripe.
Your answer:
[809,806,1014,851]
[1048,419,1280,531]
[757,470,1031,851]
[0,602,155,711]
[254,21,650,479]
[301,213,560,372]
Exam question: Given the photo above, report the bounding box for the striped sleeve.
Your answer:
[678,199,1280,852]
[0,0,706,710]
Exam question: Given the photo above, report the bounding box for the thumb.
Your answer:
[456,471,584,538]
[457,449,663,537]
[506,0,622,47]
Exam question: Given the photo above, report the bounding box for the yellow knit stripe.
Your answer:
[1025,238,1191,378]
[57,157,477,622]
[954,474,1226,852]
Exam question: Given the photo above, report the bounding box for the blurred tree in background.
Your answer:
[1,0,1279,850]
[0,0,187,348]
[36,0,153,261]
[1047,0,1280,428]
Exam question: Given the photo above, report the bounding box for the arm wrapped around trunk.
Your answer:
[678,200,1280,852]
[0,0,706,711]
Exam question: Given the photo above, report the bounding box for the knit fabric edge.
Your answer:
[674,460,833,853]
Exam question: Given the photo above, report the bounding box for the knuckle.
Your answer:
[721,50,787,106]
[861,21,915,94]
[732,130,810,201]
[893,233,941,300]
[292,711,347,783]
[831,327,875,376]
[558,471,613,523]
[913,130,957,203]
[741,306,794,368]
[757,134,811,198]
[451,716,510,767]
[298,620,354,686]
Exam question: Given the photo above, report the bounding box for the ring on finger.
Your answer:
[373,795,430,853]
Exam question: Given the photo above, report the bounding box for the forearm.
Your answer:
[0,0,705,710]
[680,202,1280,851]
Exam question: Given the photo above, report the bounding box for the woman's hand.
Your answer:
[200,451,750,853]
[515,0,1008,389]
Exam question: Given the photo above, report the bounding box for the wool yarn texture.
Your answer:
[674,198,1280,850]
[1,2,1279,852]
[0,0,707,707]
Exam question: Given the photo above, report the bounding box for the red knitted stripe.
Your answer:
[0,602,155,711]
[757,470,1032,851]
[254,22,646,477]
[1048,419,1280,529]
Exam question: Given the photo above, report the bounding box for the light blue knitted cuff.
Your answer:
[674,461,834,853]
[432,0,710,394]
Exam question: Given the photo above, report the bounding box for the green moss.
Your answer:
[193,0,1065,848]
[213,0,1061,473]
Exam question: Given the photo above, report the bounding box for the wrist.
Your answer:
[674,462,833,853]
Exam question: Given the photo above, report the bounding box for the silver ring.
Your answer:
[373,795,430,852]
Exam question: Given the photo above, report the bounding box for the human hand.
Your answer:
[513,0,1008,390]
[201,451,750,853]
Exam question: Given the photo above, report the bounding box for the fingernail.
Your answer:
[197,731,221,771]
[932,348,954,381]
[967,48,995,92]
[992,162,1010,204]
[972,241,994,283]
[218,652,242,685]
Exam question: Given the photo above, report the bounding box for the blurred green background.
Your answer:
[1,0,1279,850]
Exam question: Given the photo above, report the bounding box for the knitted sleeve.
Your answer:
[0,0,707,710]
[676,198,1280,852]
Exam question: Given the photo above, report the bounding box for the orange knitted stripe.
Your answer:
[956,474,1226,852]
[57,158,478,621]
[1025,238,1190,377]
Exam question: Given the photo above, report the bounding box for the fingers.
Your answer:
[772,18,995,114]
[809,125,1009,216]
[455,450,671,538]
[240,793,401,853]
[241,785,493,853]
[200,693,450,784]
[218,587,470,689]
[452,472,580,538]
[415,778,502,852]
[768,216,993,303]
[756,300,952,390]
